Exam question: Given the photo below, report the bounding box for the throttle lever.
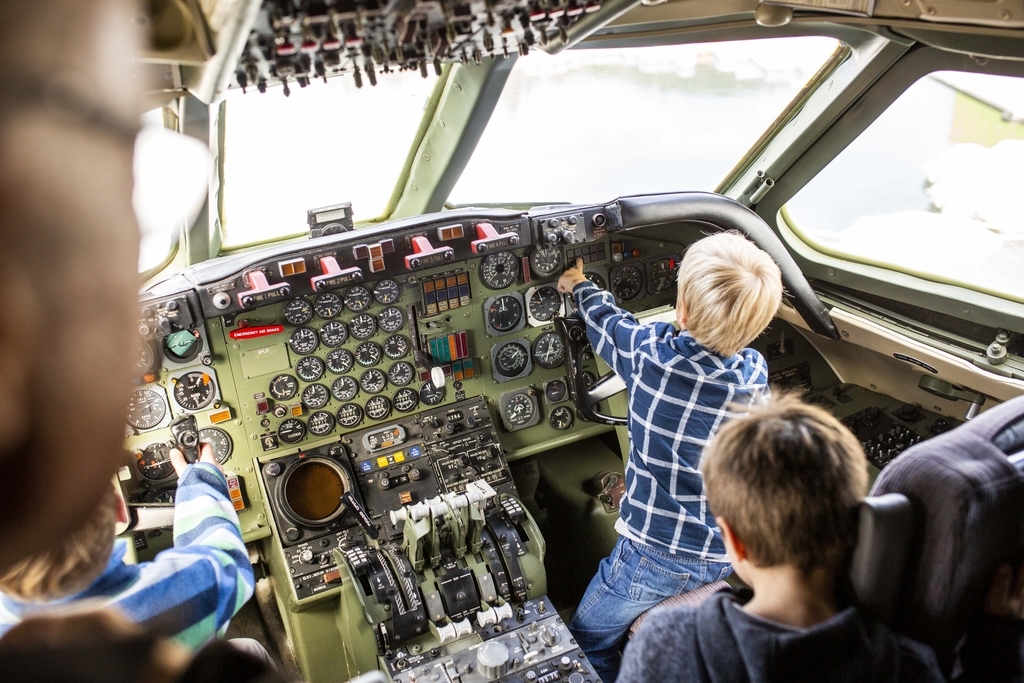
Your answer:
[342,491,379,539]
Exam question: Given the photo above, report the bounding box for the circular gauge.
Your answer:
[503,392,537,428]
[319,320,348,347]
[307,411,335,437]
[313,292,343,319]
[278,418,306,444]
[387,361,415,387]
[393,388,419,413]
[480,251,520,289]
[365,395,392,421]
[199,427,233,464]
[331,376,359,401]
[530,245,563,278]
[336,403,364,428]
[301,383,330,410]
[528,285,563,323]
[378,306,405,333]
[532,331,566,369]
[355,341,383,367]
[350,313,377,340]
[383,334,410,360]
[359,368,387,394]
[135,444,174,480]
[549,406,574,430]
[419,381,445,406]
[611,265,644,301]
[133,340,159,378]
[494,341,530,378]
[269,373,299,401]
[326,348,355,375]
[284,298,313,326]
[373,279,401,305]
[127,389,167,430]
[585,271,607,289]
[173,371,215,411]
[283,458,352,524]
[344,286,372,312]
[142,487,176,504]
[486,295,523,334]
[288,327,319,355]
[545,379,567,403]
[164,330,203,363]
[295,356,326,383]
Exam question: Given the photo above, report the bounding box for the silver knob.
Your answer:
[476,641,511,680]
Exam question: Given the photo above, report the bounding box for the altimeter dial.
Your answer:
[127,389,167,430]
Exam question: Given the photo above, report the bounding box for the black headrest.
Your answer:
[871,395,1024,675]
[849,493,914,626]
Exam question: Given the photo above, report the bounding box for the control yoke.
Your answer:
[556,317,627,426]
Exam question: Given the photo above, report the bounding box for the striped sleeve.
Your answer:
[114,463,254,650]
[573,281,667,381]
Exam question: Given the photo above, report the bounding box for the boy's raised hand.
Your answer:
[557,258,587,294]
[170,442,223,479]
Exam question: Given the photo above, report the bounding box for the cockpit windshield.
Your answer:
[221,71,438,249]
[448,38,840,206]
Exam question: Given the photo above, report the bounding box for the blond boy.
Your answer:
[557,232,783,682]
[619,395,945,682]
[0,445,254,651]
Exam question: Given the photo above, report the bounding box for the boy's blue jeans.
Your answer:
[569,536,732,683]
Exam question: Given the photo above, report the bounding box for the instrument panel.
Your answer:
[123,201,687,547]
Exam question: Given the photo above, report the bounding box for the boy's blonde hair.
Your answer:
[0,488,117,600]
[701,394,868,575]
[676,232,783,356]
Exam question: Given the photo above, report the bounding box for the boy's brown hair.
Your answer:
[701,394,869,575]
[0,488,117,600]
[676,232,783,357]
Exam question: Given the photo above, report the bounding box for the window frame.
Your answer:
[756,45,1024,334]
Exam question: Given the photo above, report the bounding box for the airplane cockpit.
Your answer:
[108,0,1024,681]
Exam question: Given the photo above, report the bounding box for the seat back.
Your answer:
[849,493,915,625]
[870,395,1024,675]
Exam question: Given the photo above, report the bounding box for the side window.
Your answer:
[786,71,1024,301]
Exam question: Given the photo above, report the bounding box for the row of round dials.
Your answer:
[478,247,564,289]
[126,370,218,431]
[284,280,401,325]
[492,332,566,379]
[274,382,445,445]
[268,359,417,406]
[287,309,405,355]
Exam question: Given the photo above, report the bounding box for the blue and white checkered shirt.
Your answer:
[573,281,769,560]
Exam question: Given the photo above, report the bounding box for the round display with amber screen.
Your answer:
[283,459,351,525]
